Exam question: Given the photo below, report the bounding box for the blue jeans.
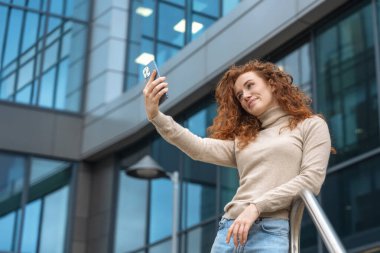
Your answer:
[210,217,289,253]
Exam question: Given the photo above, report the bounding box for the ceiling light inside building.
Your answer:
[136,7,153,17]
[173,19,204,34]
[135,53,154,65]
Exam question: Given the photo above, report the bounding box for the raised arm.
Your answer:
[143,71,236,168]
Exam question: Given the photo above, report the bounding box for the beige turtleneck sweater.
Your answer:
[150,106,331,219]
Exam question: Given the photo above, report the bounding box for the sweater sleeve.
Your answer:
[150,111,237,168]
[251,116,331,214]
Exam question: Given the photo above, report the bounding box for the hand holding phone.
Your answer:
[143,60,168,105]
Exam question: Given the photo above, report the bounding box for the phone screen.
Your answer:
[143,60,168,105]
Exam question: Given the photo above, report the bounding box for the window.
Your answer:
[125,0,241,91]
[0,1,89,112]
[0,153,74,253]
[315,1,378,165]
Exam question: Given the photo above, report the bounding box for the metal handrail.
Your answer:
[289,189,346,253]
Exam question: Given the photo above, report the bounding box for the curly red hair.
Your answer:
[207,59,314,149]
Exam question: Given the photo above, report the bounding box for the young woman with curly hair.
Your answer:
[143,59,332,253]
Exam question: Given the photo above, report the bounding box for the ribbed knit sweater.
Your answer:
[150,106,331,219]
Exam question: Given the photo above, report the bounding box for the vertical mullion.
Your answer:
[36,196,45,253]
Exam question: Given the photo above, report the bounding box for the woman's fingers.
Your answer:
[226,221,250,247]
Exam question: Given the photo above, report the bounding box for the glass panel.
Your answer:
[114,172,148,253]
[71,0,89,21]
[22,12,39,52]
[18,60,34,90]
[1,74,15,100]
[130,0,155,41]
[55,59,68,110]
[0,153,25,252]
[276,43,312,97]
[149,239,171,253]
[222,0,240,16]
[322,155,380,249]
[0,6,8,64]
[182,222,215,253]
[149,178,173,243]
[315,2,378,165]
[191,14,215,41]
[219,167,238,214]
[15,83,32,104]
[43,42,59,72]
[50,0,64,15]
[20,199,41,253]
[158,3,185,47]
[3,8,23,66]
[193,0,219,17]
[38,67,56,108]
[0,212,16,251]
[127,39,154,89]
[47,17,61,33]
[165,0,184,6]
[28,0,41,10]
[39,186,69,253]
[30,158,69,186]
[156,43,179,70]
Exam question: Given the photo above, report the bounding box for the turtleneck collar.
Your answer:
[257,106,289,129]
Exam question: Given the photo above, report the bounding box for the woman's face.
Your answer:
[234,71,279,117]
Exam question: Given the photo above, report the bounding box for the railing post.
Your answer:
[300,190,346,253]
[289,190,346,253]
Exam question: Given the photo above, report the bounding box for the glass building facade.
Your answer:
[125,0,240,90]
[0,152,75,253]
[115,0,380,252]
[0,0,89,112]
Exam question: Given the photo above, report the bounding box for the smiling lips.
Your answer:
[247,97,259,108]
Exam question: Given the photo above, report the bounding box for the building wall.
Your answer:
[81,0,348,161]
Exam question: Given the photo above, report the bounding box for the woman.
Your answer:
[143,60,331,252]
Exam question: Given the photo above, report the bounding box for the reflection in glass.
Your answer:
[158,3,185,47]
[20,200,41,253]
[0,2,87,112]
[114,172,148,253]
[0,153,25,252]
[315,2,378,165]
[149,239,171,253]
[150,179,173,243]
[22,12,39,51]
[39,186,69,253]
[276,43,312,97]
[3,9,22,66]
[30,158,69,186]
[322,155,380,248]
[191,14,215,41]
[193,0,219,17]
[39,67,56,107]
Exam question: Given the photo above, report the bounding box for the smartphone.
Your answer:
[143,60,168,105]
